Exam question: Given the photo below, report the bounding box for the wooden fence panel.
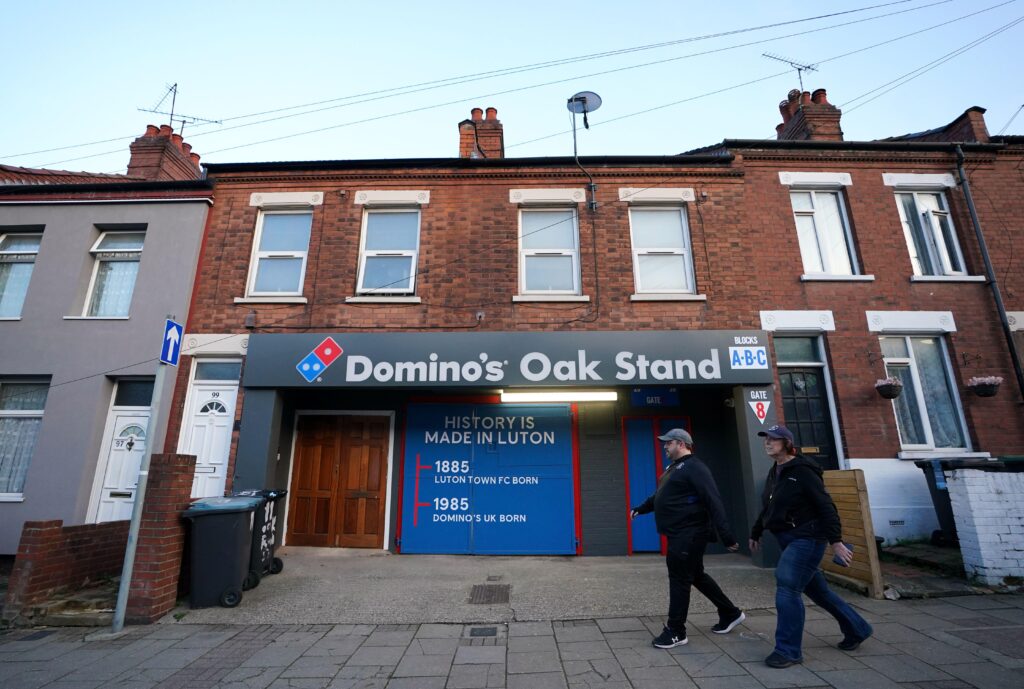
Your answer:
[821,469,883,599]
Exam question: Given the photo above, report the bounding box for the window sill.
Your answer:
[898,450,991,460]
[234,296,308,304]
[0,494,25,503]
[630,293,707,302]
[910,275,987,283]
[513,295,590,303]
[63,316,130,320]
[0,317,21,321]
[346,296,422,304]
[800,274,875,282]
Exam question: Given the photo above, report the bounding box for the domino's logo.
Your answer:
[296,337,343,382]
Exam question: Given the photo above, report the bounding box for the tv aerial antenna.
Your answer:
[566,91,602,211]
[138,83,221,136]
[762,53,818,92]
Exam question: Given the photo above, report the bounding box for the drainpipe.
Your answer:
[955,145,1024,402]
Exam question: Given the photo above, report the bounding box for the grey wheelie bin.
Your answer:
[233,489,288,590]
[182,495,263,608]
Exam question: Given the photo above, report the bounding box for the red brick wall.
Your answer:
[3,453,197,625]
[2,520,130,620]
[170,143,1024,467]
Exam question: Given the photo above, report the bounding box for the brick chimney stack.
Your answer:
[458,107,504,159]
[126,124,203,181]
[775,88,844,142]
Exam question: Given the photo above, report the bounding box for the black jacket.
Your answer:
[750,454,842,544]
[633,454,737,548]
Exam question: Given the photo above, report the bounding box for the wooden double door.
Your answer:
[287,415,390,548]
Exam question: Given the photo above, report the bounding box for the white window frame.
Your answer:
[245,210,313,298]
[356,207,421,295]
[0,379,48,500]
[880,335,970,452]
[894,190,966,277]
[518,207,581,296]
[0,232,42,319]
[83,230,145,318]
[627,205,695,294]
[787,188,860,276]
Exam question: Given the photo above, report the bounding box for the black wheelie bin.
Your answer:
[182,495,263,608]
[233,489,288,590]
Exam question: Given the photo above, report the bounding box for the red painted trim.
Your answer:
[394,403,409,552]
[406,394,501,404]
[571,403,583,555]
[622,414,634,555]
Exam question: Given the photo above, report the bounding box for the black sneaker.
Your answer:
[838,626,872,651]
[711,610,746,634]
[765,651,802,668]
[652,626,688,649]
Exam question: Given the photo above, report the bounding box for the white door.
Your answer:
[96,413,149,522]
[184,383,238,497]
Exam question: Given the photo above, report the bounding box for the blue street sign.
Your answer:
[160,319,184,366]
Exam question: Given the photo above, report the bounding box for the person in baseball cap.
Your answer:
[749,423,873,668]
[630,428,745,649]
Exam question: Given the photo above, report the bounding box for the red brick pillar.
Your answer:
[127,453,196,623]
[2,520,65,623]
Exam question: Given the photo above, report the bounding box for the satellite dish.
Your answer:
[567,91,602,114]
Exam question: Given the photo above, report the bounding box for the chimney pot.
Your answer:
[190,153,201,166]
[779,100,792,124]
[811,88,829,105]
[171,133,183,149]
[485,107,498,121]
[801,91,812,106]
[471,107,483,122]
[145,124,160,137]
[181,142,192,155]
[158,124,173,137]
[787,89,801,103]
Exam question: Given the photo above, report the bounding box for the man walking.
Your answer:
[631,428,745,648]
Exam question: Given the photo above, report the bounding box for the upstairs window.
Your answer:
[247,211,313,296]
[628,207,694,293]
[0,381,49,495]
[0,232,42,318]
[789,190,858,276]
[895,191,965,276]
[357,209,420,294]
[880,335,966,450]
[86,231,145,317]
[519,208,580,294]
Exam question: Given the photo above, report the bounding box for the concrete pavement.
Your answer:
[1,549,1022,688]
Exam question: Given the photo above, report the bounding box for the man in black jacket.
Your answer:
[631,428,744,648]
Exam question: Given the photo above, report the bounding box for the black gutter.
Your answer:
[202,154,734,174]
[955,145,1024,403]
[0,179,213,196]
[719,139,1003,153]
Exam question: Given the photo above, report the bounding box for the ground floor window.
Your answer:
[0,381,48,495]
[880,336,966,450]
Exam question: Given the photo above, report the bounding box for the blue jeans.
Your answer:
[773,532,873,661]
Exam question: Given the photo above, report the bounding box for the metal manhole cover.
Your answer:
[469,626,498,637]
[469,584,510,604]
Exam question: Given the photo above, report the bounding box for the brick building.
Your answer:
[166,95,1023,560]
[0,126,211,554]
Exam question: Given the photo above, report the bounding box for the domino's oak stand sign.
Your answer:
[160,319,184,367]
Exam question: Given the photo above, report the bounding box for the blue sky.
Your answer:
[2,0,1021,172]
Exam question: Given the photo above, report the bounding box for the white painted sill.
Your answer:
[63,316,130,320]
[898,451,991,460]
[234,296,308,304]
[630,293,707,302]
[513,295,591,303]
[345,296,422,304]
[800,274,876,282]
[0,317,22,321]
[0,494,25,502]
[910,275,987,283]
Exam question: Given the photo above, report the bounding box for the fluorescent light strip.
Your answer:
[499,390,618,403]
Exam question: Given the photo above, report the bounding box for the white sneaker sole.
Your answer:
[712,611,746,634]
[653,637,688,649]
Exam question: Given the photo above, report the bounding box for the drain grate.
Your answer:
[469,626,498,637]
[469,584,510,604]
